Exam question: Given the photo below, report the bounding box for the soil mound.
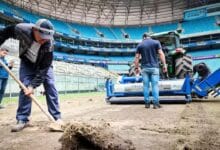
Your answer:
[59,122,135,150]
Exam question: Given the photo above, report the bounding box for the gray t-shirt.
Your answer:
[136,38,161,68]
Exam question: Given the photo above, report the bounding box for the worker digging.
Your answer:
[0,2,220,149]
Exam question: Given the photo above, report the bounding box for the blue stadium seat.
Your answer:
[108,56,133,62]
[0,1,19,16]
[1,0,220,73]
[50,19,73,35]
[54,51,134,63]
[124,26,148,39]
[110,27,124,39]
[152,23,178,33]
[108,65,130,72]
[188,49,220,57]
[71,23,98,38]
[188,49,220,72]
[96,27,117,39]
[15,8,39,23]
[182,16,219,34]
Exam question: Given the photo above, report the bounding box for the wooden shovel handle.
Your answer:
[0,60,55,122]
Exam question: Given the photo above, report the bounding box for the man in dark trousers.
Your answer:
[0,19,63,132]
[134,33,167,109]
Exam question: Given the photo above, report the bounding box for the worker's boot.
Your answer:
[145,103,150,109]
[11,120,29,132]
[153,103,162,109]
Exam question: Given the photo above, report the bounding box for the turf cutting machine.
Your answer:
[105,68,220,104]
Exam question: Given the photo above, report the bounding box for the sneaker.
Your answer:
[153,104,162,109]
[145,103,150,109]
[157,104,162,108]
[11,120,29,132]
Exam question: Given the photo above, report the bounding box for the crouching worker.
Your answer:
[193,62,211,81]
[0,19,63,132]
[0,45,14,109]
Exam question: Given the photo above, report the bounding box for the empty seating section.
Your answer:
[188,49,220,57]
[108,65,130,73]
[53,51,71,60]
[1,1,219,40]
[0,1,18,15]
[7,54,116,79]
[18,11,39,23]
[1,1,220,75]
[152,23,178,33]
[111,28,124,39]
[53,61,117,78]
[54,52,133,62]
[108,56,133,62]
[0,1,38,22]
[50,20,73,35]
[15,6,39,23]
[124,26,148,39]
[182,16,219,35]
[71,23,98,38]
[188,49,220,72]
[96,27,116,39]
[72,54,108,61]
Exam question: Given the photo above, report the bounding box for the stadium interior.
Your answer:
[1,1,220,149]
[0,0,220,94]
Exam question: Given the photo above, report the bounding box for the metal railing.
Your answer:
[5,72,106,98]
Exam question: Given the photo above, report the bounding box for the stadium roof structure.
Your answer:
[5,0,219,26]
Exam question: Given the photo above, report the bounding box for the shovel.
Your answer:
[0,60,64,132]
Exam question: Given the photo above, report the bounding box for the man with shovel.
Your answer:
[0,19,63,132]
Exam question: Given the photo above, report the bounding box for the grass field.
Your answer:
[1,92,105,105]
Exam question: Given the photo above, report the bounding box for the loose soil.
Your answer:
[0,93,220,150]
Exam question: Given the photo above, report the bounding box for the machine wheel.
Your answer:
[175,55,193,79]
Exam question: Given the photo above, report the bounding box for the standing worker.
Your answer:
[134,33,167,109]
[0,19,63,132]
[0,44,14,109]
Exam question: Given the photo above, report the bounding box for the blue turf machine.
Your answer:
[192,68,220,98]
[105,68,220,104]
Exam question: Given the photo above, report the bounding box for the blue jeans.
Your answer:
[0,78,8,104]
[141,67,159,105]
[16,61,61,122]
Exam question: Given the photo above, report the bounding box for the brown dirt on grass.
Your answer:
[0,94,220,150]
[59,122,135,150]
[172,102,220,150]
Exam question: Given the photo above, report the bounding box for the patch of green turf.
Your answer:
[1,92,105,105]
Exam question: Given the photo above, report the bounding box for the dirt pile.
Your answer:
[59,122,135,150]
